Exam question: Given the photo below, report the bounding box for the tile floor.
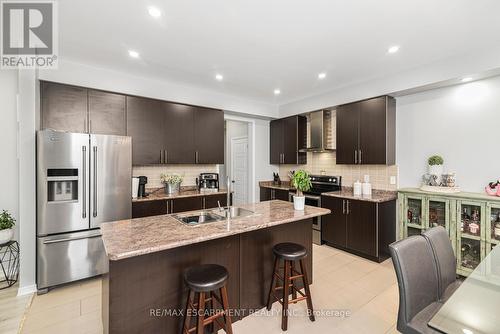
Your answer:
[13,245,400,333]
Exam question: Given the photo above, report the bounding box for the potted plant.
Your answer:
[160,173,183,194]
[0,210,15,245]
[428,155,444,184]
[291,170,312,211]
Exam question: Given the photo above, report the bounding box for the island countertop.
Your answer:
[101,200,330,261]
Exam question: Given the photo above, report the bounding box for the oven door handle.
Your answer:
[304,194,321,201]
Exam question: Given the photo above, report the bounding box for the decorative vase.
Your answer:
[293,195,305,211]
[0,229,13,245]
[428,164,443,184]
[164,182,180,194]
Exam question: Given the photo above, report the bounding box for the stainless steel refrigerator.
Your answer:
[36,130,131,291]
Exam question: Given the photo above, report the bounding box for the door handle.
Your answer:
[43,233,101,244]
[93,146,98,218]
[354,150,358,164]
[82,146,87,219]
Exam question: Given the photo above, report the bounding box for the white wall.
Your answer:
[397,76,500,192]
[0,70,19,238]
[279,46,500,116]
[39,59,279,118]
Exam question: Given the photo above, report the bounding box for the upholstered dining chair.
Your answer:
[422,226,462,302]
[390,236,442,334]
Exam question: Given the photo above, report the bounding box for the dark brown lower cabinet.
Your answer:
[259,187,291,202]
[132,200,168,218]
[132,194,231,218]
[321,196,396,262]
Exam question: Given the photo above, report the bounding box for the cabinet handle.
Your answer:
[359,149,362,164]
[160,150,163,164]
[195,151,199,164]
[282,153,285,164]
[89,120,92,133]
[171,200,174,213]
[354,150,358,164]
[342,200,345,215]
[346,200,350,215]
[166,200,169,213]
[164,150,168,164]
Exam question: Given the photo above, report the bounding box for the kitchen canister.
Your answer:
[132,177,139,199]
[353,180,362,196]
[362,182,372,196]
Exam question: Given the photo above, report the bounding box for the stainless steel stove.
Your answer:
[289,175,342,245]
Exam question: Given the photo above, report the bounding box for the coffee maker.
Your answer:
[138,176,148,197]
[197,173,219,192]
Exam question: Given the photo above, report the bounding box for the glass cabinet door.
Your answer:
[488,205,500,244]
[406,196,424,227]
[428,198,448,230]
[458,201,485,240]
[458,238,483,273]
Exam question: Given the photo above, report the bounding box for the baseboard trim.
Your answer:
[17,284,37,296]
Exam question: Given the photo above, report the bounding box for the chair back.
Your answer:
[389,236,439,332]
[422,226,457,299]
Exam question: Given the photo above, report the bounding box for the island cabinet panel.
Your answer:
[88,90,126,136]
[132,200,168,218]
[260,187,272,201]
[41,81,88,133]
[170,196,203,213]
[102,218,313,334]
[126,96,166,165]
[259,187,290,201]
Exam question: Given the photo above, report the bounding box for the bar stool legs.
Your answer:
[267,255,315,331]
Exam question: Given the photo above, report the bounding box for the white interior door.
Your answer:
[230,137,248,205]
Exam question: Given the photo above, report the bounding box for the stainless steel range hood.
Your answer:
[299,110,335,152]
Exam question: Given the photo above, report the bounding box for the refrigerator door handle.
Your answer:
[93,146,98,218]
[43,233,101,245]
[82,146,87,219]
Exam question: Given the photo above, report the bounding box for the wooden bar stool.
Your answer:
[266,242,315,331]
[182,264,233,334]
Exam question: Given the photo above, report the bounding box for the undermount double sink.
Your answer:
[173,207,254,226]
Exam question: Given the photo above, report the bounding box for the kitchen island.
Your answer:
[100,200,330,334]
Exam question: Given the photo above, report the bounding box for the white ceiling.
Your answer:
[59,0,500,105]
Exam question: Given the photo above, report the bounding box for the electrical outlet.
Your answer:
[390,176,397,185]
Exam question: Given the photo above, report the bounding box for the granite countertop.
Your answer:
[133,186,229,202]
[322,187,398,203]
[101,200,330,261]
[259,181,294,191]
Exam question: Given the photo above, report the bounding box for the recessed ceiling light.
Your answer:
[274,89,281,95]
[461,77,473,83]
[148,6,162,18]
[388,45,400,54]
[128,50,140,58]
[318,72,327,80]
[215,74,223,81]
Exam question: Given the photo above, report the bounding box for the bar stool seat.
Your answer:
[184,264,229,292]
[182,264,233,334]
[273,242,307,261]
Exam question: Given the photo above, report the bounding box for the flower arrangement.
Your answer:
[160,173,183,185]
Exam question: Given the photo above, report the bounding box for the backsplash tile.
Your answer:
[278,152,398,191]
[133,165,218,188]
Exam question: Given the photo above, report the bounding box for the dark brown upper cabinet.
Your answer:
[41,81,88,133]
[269,115,307,165]
[194,107,224,164]
[336,96,395,165]
[126,96,166,165]
[164,103,196,164]
[88,90,126,136]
